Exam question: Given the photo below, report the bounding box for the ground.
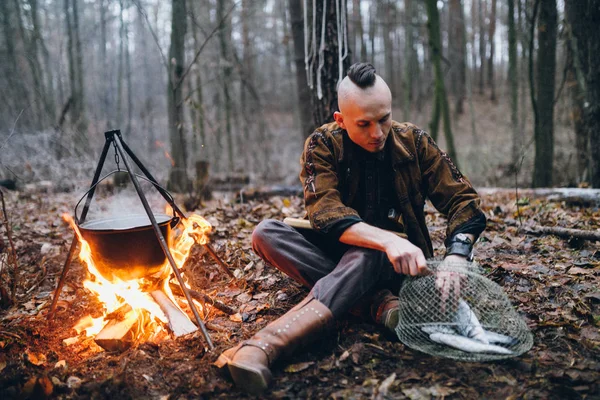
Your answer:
[0,187,599,399]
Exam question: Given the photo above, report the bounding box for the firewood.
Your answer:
[150,290,198,337]
[94,309,143,352]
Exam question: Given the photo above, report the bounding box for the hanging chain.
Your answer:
[112,140,121,171]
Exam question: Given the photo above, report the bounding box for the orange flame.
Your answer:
[154,140,175,167]
[63,211,212,339]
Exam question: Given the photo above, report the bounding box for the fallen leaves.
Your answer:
[1,188,599,398]
[284,361,314,373]
[25,350,46,366]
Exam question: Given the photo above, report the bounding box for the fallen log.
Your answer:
[236,185,303,202]
[479,188,600,207]
[151,290,198,337]
[525,226,600,242]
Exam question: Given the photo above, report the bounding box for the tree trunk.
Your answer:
[289,0,315,138]
[487,0,497,101]
[218,0,234,172]
[426,0,458,166]
[565,39,587,183]
[508,0,519,166]
[72,0,87,136]
[382,0,395,99]
[532,0,557,187]
[369,1,376,64]
[353,0,367,61]
[167,0,189,192]
[448,0,466,116]
[189,0,206,162]
[25,0,52,127]
[63,0,76,140]
[478,0,485,95]
[403,0,415,121]
[517,0,529,136]
[306,0,350,129]
[100,0,109,119]
[565,0,600,187]
[117,0,124,128]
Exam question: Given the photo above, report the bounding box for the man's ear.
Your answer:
[333,111,345,129]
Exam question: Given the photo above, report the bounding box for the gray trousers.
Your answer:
[252,220,403,318]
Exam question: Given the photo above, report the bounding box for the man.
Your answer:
[216,63,486,394]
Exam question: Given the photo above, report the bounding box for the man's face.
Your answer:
[334,77,393,153]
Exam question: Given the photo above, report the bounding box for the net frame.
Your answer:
[395,261,533,361]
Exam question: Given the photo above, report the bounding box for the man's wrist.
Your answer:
[445,233,474,260]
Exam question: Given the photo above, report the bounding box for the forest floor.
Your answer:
[0,186,599,399]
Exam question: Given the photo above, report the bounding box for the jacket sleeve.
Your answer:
[300,131,360,232]
[415,129,487,239]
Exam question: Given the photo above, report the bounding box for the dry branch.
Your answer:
[169,282,235,315]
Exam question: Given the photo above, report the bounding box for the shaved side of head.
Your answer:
[337,74,392,114]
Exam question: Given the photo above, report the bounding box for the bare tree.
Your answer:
[426,0,458,165]
[289,0,314,138]
[448,0,466,116]
[305,0,350,129]
[352,0,367,61]
[508,0,519,166]
[565,0,600,187]
[487,0,497,101]
[532,0,557,187]
[167,0,189,191]
[218,0,234,173]
[478,0,486,94]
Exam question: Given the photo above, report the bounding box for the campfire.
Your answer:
[63,212,213,352]
[48,130,229,351]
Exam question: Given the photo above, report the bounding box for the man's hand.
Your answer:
[338,222,428,276]
[382,236,428,276]
[436,254,468,310]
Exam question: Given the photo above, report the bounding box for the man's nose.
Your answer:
[370,126,384,139]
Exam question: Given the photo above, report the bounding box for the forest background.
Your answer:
[1,0,599,192]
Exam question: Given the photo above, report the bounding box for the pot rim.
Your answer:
[78,213,174,233]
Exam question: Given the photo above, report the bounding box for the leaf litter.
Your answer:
[0,189,598,398]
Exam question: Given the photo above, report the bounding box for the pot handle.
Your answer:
[170,216,181,228]
[74,170,178,225]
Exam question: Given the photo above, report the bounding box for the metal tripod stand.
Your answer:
[48,129,214,350]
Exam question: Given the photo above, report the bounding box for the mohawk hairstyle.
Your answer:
[347,63,377,88]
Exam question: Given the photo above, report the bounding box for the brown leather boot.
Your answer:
[215,294,333,394]
[371,289,399,332]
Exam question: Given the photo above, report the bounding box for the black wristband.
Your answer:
[445,241,473,259]
[445,233,474,260]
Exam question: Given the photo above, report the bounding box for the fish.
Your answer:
[421,325,457,335]
[483,330,517,346]
[455,299,488,344]
[428,332,514,355]
[421,326,517,347]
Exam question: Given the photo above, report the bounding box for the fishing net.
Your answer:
[395,260,533,361]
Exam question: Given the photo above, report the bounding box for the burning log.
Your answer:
[94,307,147,352]
[150,290,197,337]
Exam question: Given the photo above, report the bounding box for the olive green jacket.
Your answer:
[299,121,485,258]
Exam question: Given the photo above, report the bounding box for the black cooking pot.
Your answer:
[77,214,180,282]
